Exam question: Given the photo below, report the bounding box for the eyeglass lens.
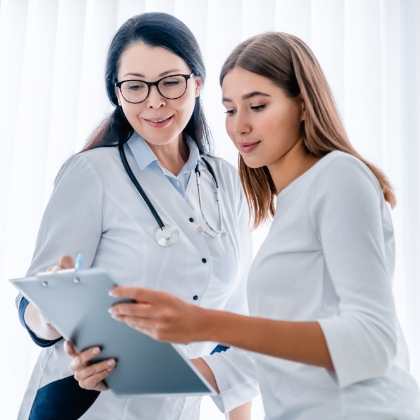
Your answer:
[120,75,188,103]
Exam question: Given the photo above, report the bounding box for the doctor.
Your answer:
[16,12,258,420]
[107,32,420,419]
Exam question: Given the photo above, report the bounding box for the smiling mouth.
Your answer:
[146,116,172,123]
[144,115,174,128]
[238,141,261,153]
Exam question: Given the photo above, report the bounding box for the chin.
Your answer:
[140,127,179,145]
[240,155,267,169]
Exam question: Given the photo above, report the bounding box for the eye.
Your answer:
[163,80,181,86]
[251,104,266,111]
[126,82,146,91]
[224,109,236,115]
[161,76,183,87]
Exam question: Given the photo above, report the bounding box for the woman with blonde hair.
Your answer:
[106,32,420,418]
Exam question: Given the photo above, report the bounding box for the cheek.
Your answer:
[261,107,300,144]
[225,118,233,138]
[123,105,146,126]
[178,90,196,116]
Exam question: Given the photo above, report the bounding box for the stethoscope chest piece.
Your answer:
[155,225,179,247]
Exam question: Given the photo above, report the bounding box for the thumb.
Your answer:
[59,255,75,269]
[64,341,78,357]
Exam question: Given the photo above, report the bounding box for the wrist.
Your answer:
[200,308,226,343]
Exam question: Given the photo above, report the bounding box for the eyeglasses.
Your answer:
[115,73,194,104]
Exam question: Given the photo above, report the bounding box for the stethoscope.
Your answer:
[118,143,228,247]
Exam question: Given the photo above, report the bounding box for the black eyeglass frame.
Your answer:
[115,73,195,104]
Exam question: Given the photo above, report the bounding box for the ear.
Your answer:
[298,94,305,121]
[115,87,122,106]
[194,76,203,97]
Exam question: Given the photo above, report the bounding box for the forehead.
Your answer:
[118,42,190,79]
[222,68,274,93]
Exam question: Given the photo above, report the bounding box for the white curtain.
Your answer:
[0,1,419,418]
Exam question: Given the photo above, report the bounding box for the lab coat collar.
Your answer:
[127,132,201,175]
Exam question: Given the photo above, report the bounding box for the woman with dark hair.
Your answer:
[16,13,257,420]
[108,32,420,419]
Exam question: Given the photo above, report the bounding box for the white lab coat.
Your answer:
[17,137,259,420]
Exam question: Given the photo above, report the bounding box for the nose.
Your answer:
[231,111,251,137]
[146,85,165,108]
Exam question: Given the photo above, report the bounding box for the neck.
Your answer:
[267,139,320,194]
[146,134,190,176]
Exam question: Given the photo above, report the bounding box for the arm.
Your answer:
[24,302,61,341]
[18,154,104,344]
[109,294,333,368]
[23,255,76,340]
[110,156,395,385]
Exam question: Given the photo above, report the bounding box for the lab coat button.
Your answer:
[193,295,198,300]
[189,217,194,223]
[202,258,207,263]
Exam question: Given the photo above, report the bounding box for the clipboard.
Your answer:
[10,268,215,397]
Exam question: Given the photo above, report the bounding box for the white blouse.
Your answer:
[17,134,259,420]
[247,151,420,420]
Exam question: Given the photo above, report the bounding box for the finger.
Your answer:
[59,255,75,269]
[64,341,79,358]
[47,265,62,273]
[113,315,155,335]
[78,370,111,391]
[70,347,101,370]
[109,302,153,318]
[74,359,116,381]
[109,286,164,304]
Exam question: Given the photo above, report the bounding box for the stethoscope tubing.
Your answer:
[195,161,224,238]
[118,143,165,230]
[118,143,225,241]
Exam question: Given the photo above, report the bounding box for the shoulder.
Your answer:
[203,155,240,191]
[310,151,384,212]
[314,151,382,194]
[203,155,238,180]
[56,147,119,188]
[78,146,120,168]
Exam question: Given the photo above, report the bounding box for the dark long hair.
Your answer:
[81,12,212,154]
[220,32,395,229]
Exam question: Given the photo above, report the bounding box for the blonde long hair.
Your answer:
[220,32,395,229]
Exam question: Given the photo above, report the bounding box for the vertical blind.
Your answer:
[0,0,419,418]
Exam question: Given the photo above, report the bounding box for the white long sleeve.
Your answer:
[311,155,397,388]
[27,153,104,277]
[201,175,259,413]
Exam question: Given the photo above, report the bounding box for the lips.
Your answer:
[144,115,174,128]
[238,141,261,153]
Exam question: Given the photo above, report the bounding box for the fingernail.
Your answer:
[92,347,100,355]
[108,289,116,297]
[107,359,116,367]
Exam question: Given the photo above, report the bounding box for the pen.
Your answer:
[75,253,84,271]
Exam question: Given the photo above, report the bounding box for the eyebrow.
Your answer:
[222,91,271,103]
[123,69,183,79]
